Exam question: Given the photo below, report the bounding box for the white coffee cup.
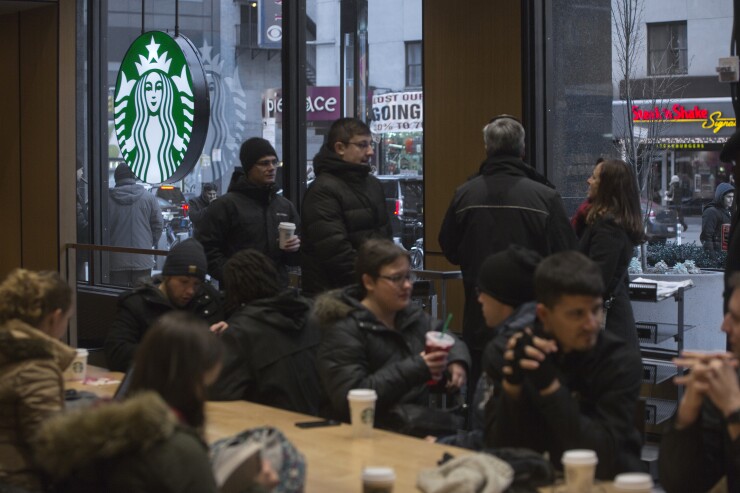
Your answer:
[64,348,89,382]
[278,222,296,249]
[347,389,377,438]
[613,472,653,492]
[561,449,598,493]
[362,466,395,493]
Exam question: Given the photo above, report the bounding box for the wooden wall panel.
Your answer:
[0,14,22,279]
[423,0,522,326]
[59,0,75,273]
[19,5,58,271]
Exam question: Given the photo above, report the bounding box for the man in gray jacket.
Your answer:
[108,163,163,287]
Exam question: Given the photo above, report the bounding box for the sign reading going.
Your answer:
[114,31,209,184]
[370,91,423,133]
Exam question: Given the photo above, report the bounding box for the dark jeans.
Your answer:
[109,269,151,288]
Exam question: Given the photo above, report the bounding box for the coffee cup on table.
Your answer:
[278,222,296,249]
[362,466,395,493]
[64,348,89,382]
[613,472,653,492]
[347,389,377,438]
[561,449,598,493]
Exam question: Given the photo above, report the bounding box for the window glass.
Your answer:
[406,41,422,87]
[647,21,688,76]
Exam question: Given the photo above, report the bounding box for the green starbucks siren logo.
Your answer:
[114,31,209,184]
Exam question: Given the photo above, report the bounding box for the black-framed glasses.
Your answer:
[378,272,416,286]
[345,141,374,150]
[255,159,281,167]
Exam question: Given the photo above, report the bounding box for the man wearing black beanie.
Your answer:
[105,239,225,371]
[196,137,300,286]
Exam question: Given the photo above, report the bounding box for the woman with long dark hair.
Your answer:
[579,159,644,349]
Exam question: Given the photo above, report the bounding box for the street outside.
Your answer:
[665,215,702,246]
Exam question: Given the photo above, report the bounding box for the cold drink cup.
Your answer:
[278,222,296,249]
[64,348,89,382]
[362,467,395,493]
[347,389,377,438]
[561,450,598,493]
[424,331,455,383]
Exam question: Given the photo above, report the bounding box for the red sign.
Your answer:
[632,104,708,121]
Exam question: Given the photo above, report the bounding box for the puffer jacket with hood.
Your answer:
[104,276,224,372]
[701,182,735,251]
[315,286,471,426]
[209,289,324,415]
[0,320,75,492]
[195,175,299,284]
[108,180,164,271]
[300,145,392,296]
[34,391,218,493]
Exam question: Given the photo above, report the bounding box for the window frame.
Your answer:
[405,40,422,88]
[647,21,688,76]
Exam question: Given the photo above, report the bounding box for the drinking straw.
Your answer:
[441,313,453,335]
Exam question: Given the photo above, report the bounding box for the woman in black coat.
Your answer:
[579,159,643,349]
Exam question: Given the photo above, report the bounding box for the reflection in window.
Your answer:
[648,21,688,76]
[406,41,422,88]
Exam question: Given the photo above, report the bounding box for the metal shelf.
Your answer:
[644,398,677,425]
[641,359,681,385]
[636,321,695,346]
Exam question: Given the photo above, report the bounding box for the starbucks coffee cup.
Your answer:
[561,450,598,493]
[278,222,296,249]
[64,348,89,382]
[347,389,377,438]
[362,466,395,493]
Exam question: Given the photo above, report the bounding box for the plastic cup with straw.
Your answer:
[425,313,455,384]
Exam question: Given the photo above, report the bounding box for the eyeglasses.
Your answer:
[378,272,416,286]
[346,141,374,150]
[255,159,281,167]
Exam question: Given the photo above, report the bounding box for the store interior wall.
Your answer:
[423,0,523,325]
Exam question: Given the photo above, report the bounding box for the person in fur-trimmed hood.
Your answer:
[315,239,470,429]
[34,391,219,493]
[0,269,76,492]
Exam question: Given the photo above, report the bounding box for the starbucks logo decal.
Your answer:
[114,31,209,184]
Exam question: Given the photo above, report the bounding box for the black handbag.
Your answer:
[386,403,465,438]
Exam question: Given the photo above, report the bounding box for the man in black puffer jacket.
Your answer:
[196,137,300,285]
[301,118,392,296]
[701,181,734,252]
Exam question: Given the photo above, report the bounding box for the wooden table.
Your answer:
[70,367,474,492]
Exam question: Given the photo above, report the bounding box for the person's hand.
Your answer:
[254,459,279,490]
[703,358,740,418]
[520,333,559,392]
[446,362,467,392]
[280,236,301,252]
[209,321,229,334]
[673,359,710,429]
[502,332,527,386]
[421,350,448,380]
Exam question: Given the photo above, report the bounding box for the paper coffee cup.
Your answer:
[64,348,89,382]
[613,472,653,492]
[347,389,377,438]
[362,466,395,493]
[278,222,296,249]
[562,450,598,493]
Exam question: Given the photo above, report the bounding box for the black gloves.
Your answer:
[504,331,558,391]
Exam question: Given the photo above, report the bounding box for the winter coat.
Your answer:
[439,155,576,286]
[300,146,393,296]
[578,217,639,349]
[104,277,224,372]
[195,178,299,284]
[34,391,218,493]
[209,290,324,415]
[0,320,75,492]
[315,286,471,426]
[701,182,734,252]
[482,302,537,388]
[486,329,644,480]
[659,383,740,493]
[108,179,164,271]
[187,193,211,232]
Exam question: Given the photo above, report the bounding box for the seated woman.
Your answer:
[35,312,277,493]
[0,269,76,492]
[209,249,324,416]
[316,239,471,432]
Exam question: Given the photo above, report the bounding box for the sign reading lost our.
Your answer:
[114,31,209,184]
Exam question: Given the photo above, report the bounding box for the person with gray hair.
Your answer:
[439,114,575,395]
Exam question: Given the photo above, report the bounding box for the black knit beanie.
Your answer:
[162,239,207,281]
[239,137,277,173]
[477,245,542,307]
[114,163,136,184]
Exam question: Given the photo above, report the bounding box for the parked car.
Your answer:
[642,198,678,243]
[151,185,191,246]
[377,175,423,249]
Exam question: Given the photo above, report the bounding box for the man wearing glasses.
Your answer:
[197,137,300,286]
[301,117,392,296]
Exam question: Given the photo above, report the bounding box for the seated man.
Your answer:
[208,249,324,416]
[486,251,644,479]
[104,239,225,371]
[658,273,740,492]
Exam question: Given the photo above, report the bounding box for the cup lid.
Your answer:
[562,449,598,465]
[362,466,395,482]
[278,222,295,228]
[75,348,89,356]
[614,472,654,489]
[348,389,377,400]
